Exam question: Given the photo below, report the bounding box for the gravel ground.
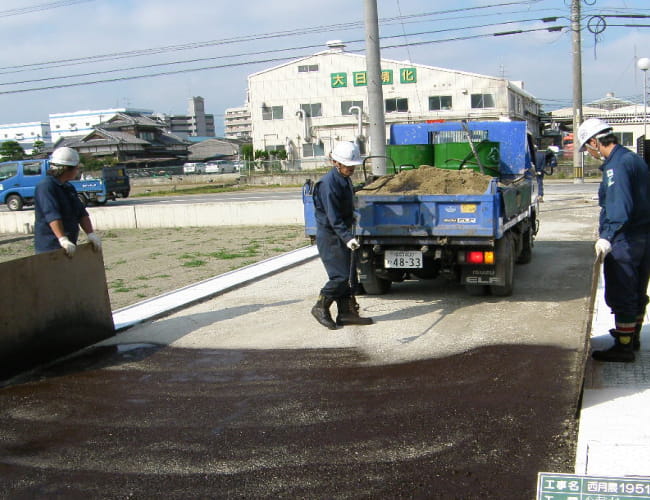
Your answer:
[0,226,309,310]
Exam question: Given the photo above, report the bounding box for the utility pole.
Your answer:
[571,0,584,183]
[364,0,386,176]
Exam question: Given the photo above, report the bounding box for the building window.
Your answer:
[300,103,322,118]
[302,142,325,157]
[614,132,634,147]
[262,105,283,120]
[471,94,495,109]
[298,64,319,73]
[341,101,363,115]
[385,98,409,113]
[429,95,452,111]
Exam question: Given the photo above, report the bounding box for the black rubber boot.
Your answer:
[311,294,337,330]
[592,329,635,362]
[633,323,642,351]
[336,296,373,326]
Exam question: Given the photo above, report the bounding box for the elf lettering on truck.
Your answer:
[0,159,130,211]
[302,120,539,297]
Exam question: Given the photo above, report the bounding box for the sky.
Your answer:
[1,0,650,136]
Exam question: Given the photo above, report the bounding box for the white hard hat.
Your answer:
[50,147,80,167]
[577,118,613,152]
[330,141,362,166]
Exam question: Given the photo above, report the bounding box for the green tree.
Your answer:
[254,149,269,160]
[0,140,25,161]
[31,140,45,156]
[240,143,254,161]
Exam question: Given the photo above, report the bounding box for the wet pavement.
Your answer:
[0,181,601,499]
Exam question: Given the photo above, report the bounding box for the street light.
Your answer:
[637,57,650,140]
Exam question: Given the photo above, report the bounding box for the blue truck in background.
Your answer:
[0,159,130,211]
[303,120,539,297]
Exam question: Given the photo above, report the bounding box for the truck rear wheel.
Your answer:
[6,194,24,211]
[516,228,533,264]
[490,235,514,296]
[358,261,391,295]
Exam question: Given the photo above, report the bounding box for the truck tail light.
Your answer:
[466,251,495,264]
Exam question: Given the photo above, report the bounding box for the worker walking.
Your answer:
[311,141,373,329]
[578,118,650,362]
[34,147,102,256]
[534,146,557,202]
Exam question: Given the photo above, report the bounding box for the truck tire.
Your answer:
[516,227,533,264]
[94,195,108,206]
[6,194,24,211]
[490,234,514,297]
[358,260,391,295]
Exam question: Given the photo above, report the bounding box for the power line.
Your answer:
[0,0,96,18]
[0,16,564,87]
[0,25,567,96]
[0,0,556,74]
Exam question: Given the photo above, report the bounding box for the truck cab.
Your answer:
[0,160,48,211]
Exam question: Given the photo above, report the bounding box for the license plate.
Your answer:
[384,250,423,268]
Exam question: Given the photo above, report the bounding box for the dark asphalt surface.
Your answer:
[0,181,600,499]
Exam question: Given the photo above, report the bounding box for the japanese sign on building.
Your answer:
[331,69,416,88]
[331,72,347,88]
[537,472,650,499]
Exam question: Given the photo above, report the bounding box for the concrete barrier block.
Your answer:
[0,211,33,234]
[87,205,137,230]
[0,244,114,380]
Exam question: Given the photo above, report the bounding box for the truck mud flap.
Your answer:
[461,266,503,286]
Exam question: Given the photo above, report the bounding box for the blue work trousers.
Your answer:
[604,230,650,321]
[316,227,353,298]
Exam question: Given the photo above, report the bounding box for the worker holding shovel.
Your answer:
[578,118,650,362]
[310,141,373,330]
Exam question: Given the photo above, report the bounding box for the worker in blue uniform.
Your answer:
[34,147,102,256]
[311,141,373,329]
[534,147,557,202]
[578,118,650,362]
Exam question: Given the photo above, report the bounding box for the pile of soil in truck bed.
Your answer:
[357,166,493,196]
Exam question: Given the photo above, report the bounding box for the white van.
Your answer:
[182,162,205,174]
[205,160,237,173]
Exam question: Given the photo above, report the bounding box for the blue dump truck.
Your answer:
[303,120,539,297]
[0,159,130,211]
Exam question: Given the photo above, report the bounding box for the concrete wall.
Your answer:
[0,244,114,380]
[0,199,305,234]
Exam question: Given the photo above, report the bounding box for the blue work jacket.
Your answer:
[312,167,355,244]
[598,144,650,241]
[34,175,89,253]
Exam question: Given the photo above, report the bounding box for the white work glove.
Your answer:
[346,238,360,251]
[595,238,611,258]
[87,232,102,252]
[58,236,76,257]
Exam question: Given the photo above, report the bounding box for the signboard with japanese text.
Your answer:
[537,472,650,499]
[400,67,417,83]
[331,72,347,88]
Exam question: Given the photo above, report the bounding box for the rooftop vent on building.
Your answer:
[326,40,346,52]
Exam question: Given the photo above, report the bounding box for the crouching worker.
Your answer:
[34,147,102,257]
[311,141,373,329]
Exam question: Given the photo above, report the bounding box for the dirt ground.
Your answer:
[0,226,309,311]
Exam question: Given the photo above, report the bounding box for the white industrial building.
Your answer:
[0,121,51,153]
[247,41,541,163]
